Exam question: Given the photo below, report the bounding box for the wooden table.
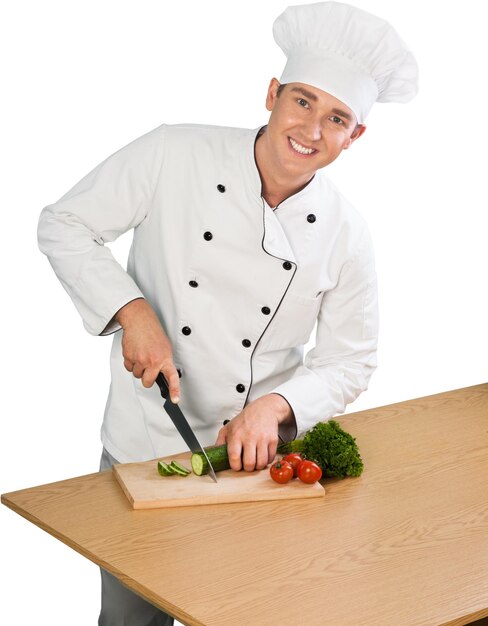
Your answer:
[3,384,488,626]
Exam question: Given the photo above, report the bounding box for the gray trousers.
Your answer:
[99,449,174,626]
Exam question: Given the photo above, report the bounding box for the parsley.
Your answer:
[277,420,363,478]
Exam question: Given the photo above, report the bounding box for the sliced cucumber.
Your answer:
[191,444,231,476]
[158,461,175,476]
[170,460,191,476]
[157,459,193,477]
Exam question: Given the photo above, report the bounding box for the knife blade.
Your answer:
[155,373,218,483]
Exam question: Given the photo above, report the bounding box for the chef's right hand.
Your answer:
[115,298,180,402]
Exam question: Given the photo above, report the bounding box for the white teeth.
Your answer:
[289,137,314,155]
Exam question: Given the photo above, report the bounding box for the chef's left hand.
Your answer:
[215,394,294,472]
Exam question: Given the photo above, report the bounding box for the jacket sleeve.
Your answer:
[271,225,379,438]
[37,124,166,336]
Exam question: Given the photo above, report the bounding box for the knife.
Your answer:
[155,373,218,483]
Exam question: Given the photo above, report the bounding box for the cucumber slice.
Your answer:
[170,461,191,476]
[191,453,205,476]
[191,444,231,476]
[158,461,175,476]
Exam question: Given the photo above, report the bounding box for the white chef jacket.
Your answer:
[38,123,378,463]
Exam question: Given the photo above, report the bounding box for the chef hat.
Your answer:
[273,1,419,123]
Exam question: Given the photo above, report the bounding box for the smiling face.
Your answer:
[256,78,366,197]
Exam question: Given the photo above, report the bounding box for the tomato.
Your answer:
[282,453,303,478]
[297,460,322,484]
[269,460,294,484]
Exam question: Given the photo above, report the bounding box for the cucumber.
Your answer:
[158,460,191,477]
[169,460,191,476]
[158,461,175,476]
[191,444,231,476]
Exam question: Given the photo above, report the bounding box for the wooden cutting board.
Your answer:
[113,452,325,509]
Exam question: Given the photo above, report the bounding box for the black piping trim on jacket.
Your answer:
[241,198,298,440]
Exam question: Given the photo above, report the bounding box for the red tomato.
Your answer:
[282,453,303,478]
[297,460,322,484]
[270,460,294,484]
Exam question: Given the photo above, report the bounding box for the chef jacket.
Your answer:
[38,123,378,463]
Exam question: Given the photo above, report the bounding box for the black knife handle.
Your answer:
[155,372,170,400]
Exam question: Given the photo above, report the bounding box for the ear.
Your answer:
[265,77,282,112]
[343,124,366,149]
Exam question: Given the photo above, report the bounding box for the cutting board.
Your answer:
[113,452,325,509]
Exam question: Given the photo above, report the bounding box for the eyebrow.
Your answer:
[289,86,354,123]
[290,86,318,102]
[331,107,354,123]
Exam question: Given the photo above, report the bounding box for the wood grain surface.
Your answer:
[113,453,324,508]
[2,383,488,626]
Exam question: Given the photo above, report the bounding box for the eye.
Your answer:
[330,115,344,125]
[297,98,310,109]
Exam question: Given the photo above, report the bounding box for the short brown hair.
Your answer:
[276,83,287,97]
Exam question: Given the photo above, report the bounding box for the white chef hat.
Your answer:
[273,1,419,123]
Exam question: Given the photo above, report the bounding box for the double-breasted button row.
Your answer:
[194,184,272,398]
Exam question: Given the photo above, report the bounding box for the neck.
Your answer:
[254,128,314,208]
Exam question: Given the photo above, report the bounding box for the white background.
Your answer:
[1,1,486,624]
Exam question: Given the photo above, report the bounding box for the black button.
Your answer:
[242,339,251,348]
[182,326,192,336]
[261,306,271,315]
[283,261,292,270]
[203,231,213,241]
[307,214,316,223]
[236,384,246,393]
[189,280,198,288]
[217,184,226,193]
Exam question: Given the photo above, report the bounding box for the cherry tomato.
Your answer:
[269,460,294,484]
[282,453,303,478]
[297,460,322,484]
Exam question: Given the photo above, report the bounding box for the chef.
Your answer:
[38,2,418,625]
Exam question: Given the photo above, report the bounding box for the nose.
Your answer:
[302,116,322,143]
